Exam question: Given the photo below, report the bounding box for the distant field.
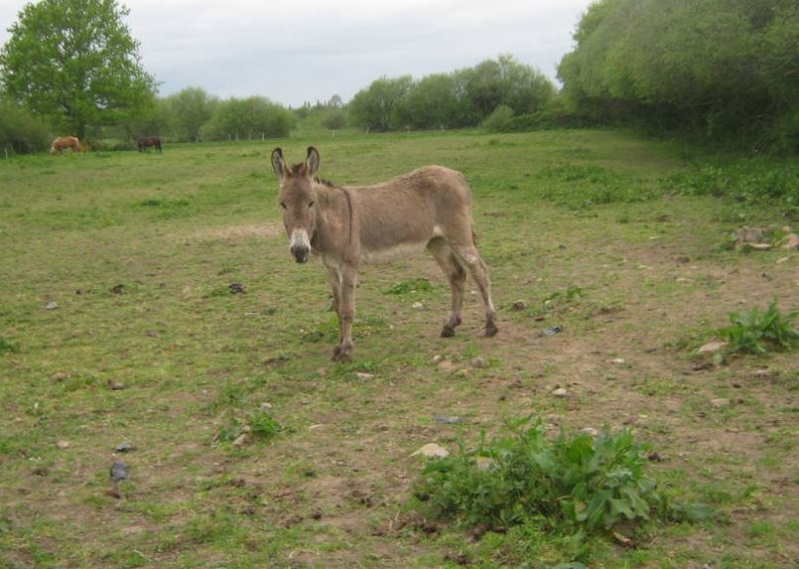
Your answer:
[1,130,798,568]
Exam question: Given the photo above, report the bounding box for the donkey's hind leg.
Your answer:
[452,242,498,337]
[427,237,466,337]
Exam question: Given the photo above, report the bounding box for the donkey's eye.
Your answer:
[279,202,287,210]
[308,201,315,209]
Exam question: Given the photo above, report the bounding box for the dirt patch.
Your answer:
[180,223,283,242]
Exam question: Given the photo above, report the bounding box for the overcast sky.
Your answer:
[1,0,595,108]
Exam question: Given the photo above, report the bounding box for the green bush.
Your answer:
[719,301,799,356]
[413,416,705,548]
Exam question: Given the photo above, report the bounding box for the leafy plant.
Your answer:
[413,416,704,551]
[719,301,799,356]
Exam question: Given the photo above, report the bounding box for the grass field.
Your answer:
[1,129,798,568]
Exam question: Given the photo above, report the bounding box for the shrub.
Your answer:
[413,416,707,552]
[719,301,799,357]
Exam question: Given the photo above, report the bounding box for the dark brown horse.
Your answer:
[271,146,497,362]
[137,136,162,153]
[50,136,80,154]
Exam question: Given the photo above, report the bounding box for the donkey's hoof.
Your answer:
[440,326,456,338]
[332,346,352,363]
[485,323,499,337]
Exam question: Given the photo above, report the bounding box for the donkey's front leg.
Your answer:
[332,265,358,363]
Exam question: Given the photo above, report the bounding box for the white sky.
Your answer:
[0,0,595,108]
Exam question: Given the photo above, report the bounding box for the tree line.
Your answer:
[558,0,799,152]
[2,0,798,154]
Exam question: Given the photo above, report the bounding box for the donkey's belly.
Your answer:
[360,239,430,264]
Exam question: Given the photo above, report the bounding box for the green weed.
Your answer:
[413,416,710,559]
[719,301,799,356]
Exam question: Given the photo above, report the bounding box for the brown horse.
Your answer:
[50,136,80,154]
[271,146,497,362]
[137,136,162,153]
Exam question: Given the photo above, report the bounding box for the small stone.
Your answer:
[260,402,273,411]
[581,427,600,437]
[607,358,626,365]
[431,355,443,364]
[45,302,59,310]
[552,387,569,398]
[53,372,69,382]
[411,302,424,310]
[782,234,799,250]
[115,441,135,452]
[56,440,70,449]
[470,357,487,369]
[511,300,527,311]
[107,380,125,390]
[355,372,374,380]
[711,398,731,408]
[697,341,728,355]
[232,434,249,447]
[411,443,449,458]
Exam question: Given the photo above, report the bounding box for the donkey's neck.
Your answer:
[311,182,356,255]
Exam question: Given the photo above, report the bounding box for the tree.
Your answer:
[0,97,51,154]
[200,96,293,141]
[348,76,413,132]
[0,0,156,139]
[164,87,218,142]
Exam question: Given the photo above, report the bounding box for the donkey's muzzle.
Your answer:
[291,245,310,263]
[288,229,311,264]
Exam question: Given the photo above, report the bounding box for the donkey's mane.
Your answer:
[287,162,337,188]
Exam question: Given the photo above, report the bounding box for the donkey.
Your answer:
[271,146,497,362]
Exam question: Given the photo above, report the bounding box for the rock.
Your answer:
[45,302,59,310]
[470,357,488,369]
[539,325,563,337]
[607,358,626,365]
[232,434,249,447]
[434,414,461,424]
[355,372,374,380]
[581,427,600,437]
[411,443,449,458]
[475,456,494,471]
[229,282,246,294]
[56,440,70,449]
[411,302,424,310]
[710,398,731,408]
[52,372,69,382]
[431,355,443,364]
[552,387,569,398]
[697,341,728,355]
[115,441,135,452]
[781,234,799,250]
[511,300,527,311]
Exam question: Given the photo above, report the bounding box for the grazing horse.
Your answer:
[271,146,498,362]
[50,136,80,154]
[137,136,162,153]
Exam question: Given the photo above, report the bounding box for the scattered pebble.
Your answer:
[115,441,135,453]
[540,325,563,337]
[411,302,424,310]
[552,387,569,398]
[711,398,731,409]
[697,341,728,355]
[470,357,487,369]
[411,443,449,458]
[356,372,374,380]
[511,300,527,311]
[581,427,600,437]
[434,414,461,424]
[45,302,59,310]
[56,440,70,449]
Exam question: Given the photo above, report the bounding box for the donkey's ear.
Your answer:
[306,146,320,176]
[271,148,285,177]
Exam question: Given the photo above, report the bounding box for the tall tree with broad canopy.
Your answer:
[0,0,156,139]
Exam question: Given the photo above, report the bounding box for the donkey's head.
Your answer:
[271,146,320,263]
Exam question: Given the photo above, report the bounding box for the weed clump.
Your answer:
[718,301,799,357]
[413,416,709,557]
